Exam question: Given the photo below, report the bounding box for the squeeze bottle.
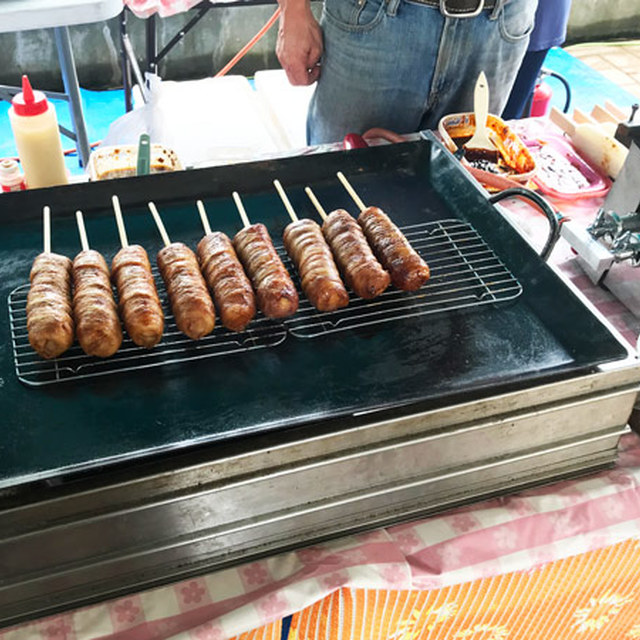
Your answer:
[8,75,69,189]
[0,159,26,192]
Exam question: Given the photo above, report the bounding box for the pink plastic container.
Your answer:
[528,135,612,200]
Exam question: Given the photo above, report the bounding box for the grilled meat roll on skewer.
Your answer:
[232,191,298,319]
[357,206,430,291]
[305,187,390,299]
[157,242,216,340]
[274,179,348,312]
[321,209,390,299]
[335,172,430,292]
[73,249,122,357]
[27,252,75,359]
[147,202,216,340]
[111,245,165,348]
[111,196,164,348]
[234,223,299,319]
[283,218,349,312]
[197,232,256,332]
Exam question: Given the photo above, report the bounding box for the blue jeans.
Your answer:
[307,0,538,144]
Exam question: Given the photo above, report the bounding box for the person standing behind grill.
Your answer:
[502,0,572,119]
[276,0,539,144]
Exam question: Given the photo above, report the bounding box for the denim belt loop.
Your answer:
[489,0,506,20]
[386,0,401,18]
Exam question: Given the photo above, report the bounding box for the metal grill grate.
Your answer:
[8,219,521,386]
[282,219,523,338]
[8,272,287,387]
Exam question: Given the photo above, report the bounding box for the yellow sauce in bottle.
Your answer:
[9,75,68,189]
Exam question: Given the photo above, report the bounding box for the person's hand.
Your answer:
[276,0,323,86]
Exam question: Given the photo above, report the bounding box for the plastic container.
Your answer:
[438,112,536,184]
[529,135,612,200]
[88,143,182,181]
[0,159,26,192]
[8,75,68,189]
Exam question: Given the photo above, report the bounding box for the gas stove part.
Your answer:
[560,220,614,284]
[614,103,640,149]
[588,208,640,242]
[610,231,640,267]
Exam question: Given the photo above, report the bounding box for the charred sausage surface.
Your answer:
[27,252,75,359]
[73,249,122,357]
[283,218,349,312]
[358,206,430,291]
[197,232,255,332]
[234,223,298,319]
[111,244,164,348]
[157,242,216,340]
[322,209,390,299]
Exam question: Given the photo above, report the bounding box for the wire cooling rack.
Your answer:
[8,274,287,387]
[8,219,521,386]
[283,219,523,338]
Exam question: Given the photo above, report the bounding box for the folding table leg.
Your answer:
[120,9,133,112]
[53,25,91,168]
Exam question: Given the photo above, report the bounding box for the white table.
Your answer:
[0,0,123,167]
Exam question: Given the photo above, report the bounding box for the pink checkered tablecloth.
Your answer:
[124,0,202,18]
[3,431,640,640]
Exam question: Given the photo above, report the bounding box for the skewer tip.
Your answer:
[273,179,298,223]
[304,186,327,221]
[43,205,51,254]
[148,201,171,248]
[232,191,251,229]
[196,200,212,236]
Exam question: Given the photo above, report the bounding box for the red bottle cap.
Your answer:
[12,75,48,117]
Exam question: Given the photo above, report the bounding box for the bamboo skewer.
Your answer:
[336,171,366,212]
[232,191,252,228]
[196,200,213,236]
[112,195,129,248]
[148,202,171,248]
[304,187,328,222]
[75,210,90,252]
[273,179,298,223]
[43,206,51,254]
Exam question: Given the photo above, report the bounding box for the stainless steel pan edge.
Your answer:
[3,362,639,525]
[0,430,626,627]
[1,363,639,625]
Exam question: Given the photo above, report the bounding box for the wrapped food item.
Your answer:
[89,143,182,180]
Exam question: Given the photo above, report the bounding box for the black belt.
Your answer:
[409,0,498,16]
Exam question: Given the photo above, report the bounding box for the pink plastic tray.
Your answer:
[527,134,611,200]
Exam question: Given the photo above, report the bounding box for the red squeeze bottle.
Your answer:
[8,75,68,189]
[0,159,26,192]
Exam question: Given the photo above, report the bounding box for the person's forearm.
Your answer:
[276,0,323,85]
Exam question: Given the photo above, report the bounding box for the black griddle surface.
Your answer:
[0,136,629,489]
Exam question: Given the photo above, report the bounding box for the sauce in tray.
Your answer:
[452,135,507,174]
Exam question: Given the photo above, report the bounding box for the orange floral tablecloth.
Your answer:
[290,538,640,639]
